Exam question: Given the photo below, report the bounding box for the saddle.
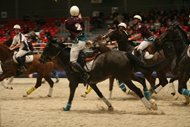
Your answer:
[78,48,100,71]
[13,52,34,64]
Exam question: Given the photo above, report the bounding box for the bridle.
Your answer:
[42,42,64,61]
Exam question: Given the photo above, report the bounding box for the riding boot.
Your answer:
[70,62,90,83]
[139,50,146,64]
[16,57,26,72]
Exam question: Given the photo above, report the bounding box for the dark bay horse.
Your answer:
[82,37,145,99]
[104,27,179,96]
[40,40,160,111]
[0,44,56,97]
[154,24,190,105]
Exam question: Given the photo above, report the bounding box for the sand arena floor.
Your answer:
[0,78,190,127]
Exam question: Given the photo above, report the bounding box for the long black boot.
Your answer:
[70,62,90,83]
[139,50,146,64]
[16,57,26,72]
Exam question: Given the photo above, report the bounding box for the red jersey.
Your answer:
[133,24,153,39]
[65,16,85,40]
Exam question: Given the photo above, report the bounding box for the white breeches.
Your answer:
[136,41,151,51]
[15,50,29,58]
[70,41,86,63]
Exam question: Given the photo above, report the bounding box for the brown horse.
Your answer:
[0,44,56,97]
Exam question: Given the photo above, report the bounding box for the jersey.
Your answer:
[133,24,153,39]
[65,16,85,40]
[11,33,30,51]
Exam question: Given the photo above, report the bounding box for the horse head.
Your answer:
[154,24,188,58]
[85,35,111,53]
[0,44,13,62]
[40,40,67,63]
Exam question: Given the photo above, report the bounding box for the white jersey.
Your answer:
[11,33,30,51]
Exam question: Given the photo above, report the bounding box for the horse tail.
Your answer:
[126,52,164,70]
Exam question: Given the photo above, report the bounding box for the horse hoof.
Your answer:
[47,95,52,97]
[63,103,71,111]
[63,107,70,111]
[108,106,114,111]
[149,99,158,110]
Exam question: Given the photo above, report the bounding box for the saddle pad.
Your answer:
[84,60,94,72]
[13,53,34,63]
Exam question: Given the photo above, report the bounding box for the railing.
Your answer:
[32,42,46,54]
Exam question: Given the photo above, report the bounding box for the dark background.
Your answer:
[0,0,190,19]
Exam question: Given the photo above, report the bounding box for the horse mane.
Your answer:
[175,25,189,44]
[0,43,13,62]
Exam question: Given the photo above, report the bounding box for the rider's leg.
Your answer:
[136,41,152,60]
[15,50,28,71]
[70,41,90,82]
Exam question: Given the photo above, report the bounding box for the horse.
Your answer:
[154,24,190,105]
[103,27,181,97]
[0,44,56,97]
[40,40,160,111]
[81,37,140,99]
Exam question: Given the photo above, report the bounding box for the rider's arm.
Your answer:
[128,33,142,41]
[10,43,21,51]
[9,37,21,51]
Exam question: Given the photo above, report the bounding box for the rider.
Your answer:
[128,15,156,60]
[117,22,129,51]
[9,24,31,72]
[65,5,89,82]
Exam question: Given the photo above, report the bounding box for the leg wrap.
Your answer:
[181,88,190,96]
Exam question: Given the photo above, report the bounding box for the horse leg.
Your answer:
[143,72,156,92]
[123,80,157,110]
[52,70,59,83]
[1,77,14,90]
[63,81,78,111]
[167,76,179,99]
[178,73,190,105]
[153,72,168,94]
[81,84,93,98]
[109,77,115,99]
[89,83,114,111]
[131,75,152,100]
[169,76,178,83]
[23,75,43,97]
[0,72,12,81]
[44,75,54,97]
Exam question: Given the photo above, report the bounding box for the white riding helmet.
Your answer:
[118,22,127,29]
[133,15,142,21]
[70,5,80,16]
[13,24,21,29]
